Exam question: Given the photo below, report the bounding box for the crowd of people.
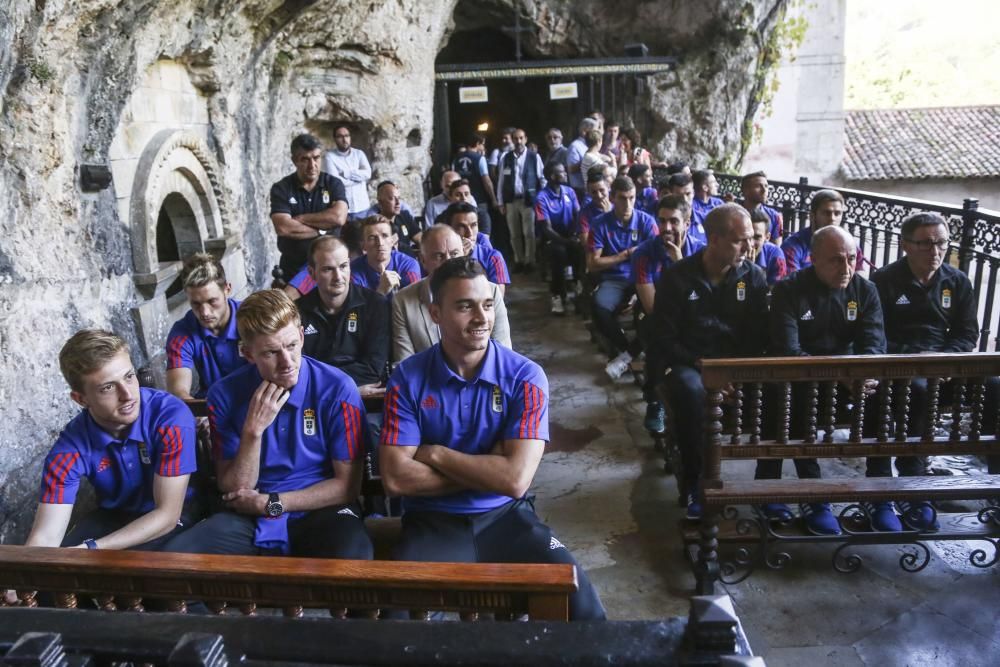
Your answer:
[12,110,999,619]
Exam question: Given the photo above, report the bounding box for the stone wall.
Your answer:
[0,0,787,543]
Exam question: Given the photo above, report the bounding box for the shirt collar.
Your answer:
[285,360,310,408]
[202,298,240,340]
[429,340,499,387]
[85,395,146,448]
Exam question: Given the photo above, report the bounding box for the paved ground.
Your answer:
[507,273,1000,667]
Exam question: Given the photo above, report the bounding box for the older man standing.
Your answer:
[496,128,546,273]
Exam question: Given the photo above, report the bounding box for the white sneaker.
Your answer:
[550,295,565,315]
[604,351,632,380]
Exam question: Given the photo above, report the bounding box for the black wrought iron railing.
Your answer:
[713,173,1000,352]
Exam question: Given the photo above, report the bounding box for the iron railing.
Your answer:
[714,174,1000,352]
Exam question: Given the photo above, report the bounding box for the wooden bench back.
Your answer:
[699,353,1000,487]
[0,545,577,620]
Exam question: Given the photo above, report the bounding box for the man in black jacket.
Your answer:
[869,212,997,530]
[649,204,769,519]
[766,225,886,535]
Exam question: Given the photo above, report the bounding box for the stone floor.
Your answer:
[507,272,1000,667]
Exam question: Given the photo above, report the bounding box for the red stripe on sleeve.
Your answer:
[532,384,546,439]
[167,335,189,369]
[341,401,357,460]
[382,386,399,446]
[44,452,79,504]
[208,404,223,461]
[491,256,508,284]
[41,453,63,503]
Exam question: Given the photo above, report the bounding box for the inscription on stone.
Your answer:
[297,70,359,95]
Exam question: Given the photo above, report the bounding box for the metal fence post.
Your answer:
[959,198,979,275]
[796,176,810,235]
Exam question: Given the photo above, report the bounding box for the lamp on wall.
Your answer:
[477,122,489,132]
[80,164,112,192]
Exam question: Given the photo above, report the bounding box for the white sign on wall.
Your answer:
[459,86,489,103]
[549,82,578,100]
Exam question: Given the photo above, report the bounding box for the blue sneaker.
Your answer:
[644,401,666,433]
[760,503,793,522]
[898,501,939,532]
[799,503,842,535]
[862,501,902,532]
[686,493,703,520]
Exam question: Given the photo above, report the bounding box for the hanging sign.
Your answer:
[459,86,489,103]
[549,82,579,100]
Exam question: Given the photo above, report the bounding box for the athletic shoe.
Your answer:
[604,351,632,380]
[644,401,665,433]
[686,493,703,520]
[898,500,939,532]
[861,501,902,532]
[550,295,565,315]
[799,502,842,535]
[759,503,794,522]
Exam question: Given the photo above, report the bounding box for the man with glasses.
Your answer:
[867,212,997,530]
[323,124,372,221]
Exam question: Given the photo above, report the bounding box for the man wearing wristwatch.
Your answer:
[23,330,200,552]
[164,289,372,559]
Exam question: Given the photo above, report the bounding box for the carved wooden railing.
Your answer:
[690,353,1000,594]
[0,546,576,621]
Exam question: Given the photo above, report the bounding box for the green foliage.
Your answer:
[28,59,55,83]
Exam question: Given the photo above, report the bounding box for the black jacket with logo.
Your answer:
[298,283,390,386]
[770,267,886,356]
[872,258,979,353]
[651,249,769,372]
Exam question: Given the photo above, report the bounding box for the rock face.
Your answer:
[0,0,786,542]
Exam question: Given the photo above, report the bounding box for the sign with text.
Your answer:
[549,82,578,100]
[459,86,489,103]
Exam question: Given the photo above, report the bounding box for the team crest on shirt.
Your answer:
[942,289,952,309]
[400,224,409,237]
[322,190,330,204]
[347,311,358,333]
[736,280,746,302]
[289,196,298,205]
[97,457,111,473]
[137,441,151,465]
[630,229,638,242]
[303,408,317,436]
[847,300,858,321]
[492,385,503,413]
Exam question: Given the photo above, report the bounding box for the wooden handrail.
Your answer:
[0,545,577,620]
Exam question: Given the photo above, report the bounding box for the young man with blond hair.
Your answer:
[24,330,199,551]
[164,290,372,558]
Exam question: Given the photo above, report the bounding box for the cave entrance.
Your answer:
[433,26,675,183]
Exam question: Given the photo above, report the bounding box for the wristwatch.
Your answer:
[83,538,98,549]
[265,492,284,517]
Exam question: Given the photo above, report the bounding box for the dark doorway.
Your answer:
[156,192,201,302]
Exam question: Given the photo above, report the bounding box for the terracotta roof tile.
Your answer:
[842,106,1000,181]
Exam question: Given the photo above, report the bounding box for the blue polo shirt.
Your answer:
[534,185,579,236]
[477,232,493,248]
[755,241,787,285]
[208,356,365,495]
[471,242,510,285]
[578,200,609,239]
[636,186,658,215]
[760,204,783,242]
[166,299,246,397]
[587,209,658,281]
[350,251,421,291]
[691,196,723,229]
[631,234,705,285]
[382,341,549,514]
[40,388,197,513]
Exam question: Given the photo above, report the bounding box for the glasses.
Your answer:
[904,238,949,251]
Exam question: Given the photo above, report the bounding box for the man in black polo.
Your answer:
[298,236,390,396]
[869,212,998,529]
[269,133,348,280]
[648,204,769,519]
[767,226,885,535]
[452,134,498,236]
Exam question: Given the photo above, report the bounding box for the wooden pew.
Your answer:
[0,545,576,620]
[688,352,1000,594]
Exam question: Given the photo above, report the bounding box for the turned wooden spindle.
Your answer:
[330,607,348,620]
[17,590,38,608]
[877,382,893,442]
[166,599,187,614]
[409,609,431,621]
[951,380,966,440]
[922,378,941,442]
[778,382,792,445]
[894,380,911,442]
[207,601,227,615]
[283,605,304,618]
[118,596,144,612]
[850,379,865,442]
[969,379,985,440]
[750,383,763,444]
[459,612,479,622]
[704,389,724,481]
[804,381,819,444]
[823,382,837,443]
[97,594,117,612]
[54,592,77,609]
[730,383,743,445]
[239,602,257,616]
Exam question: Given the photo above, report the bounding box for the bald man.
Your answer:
[424,171,462,228]
[764,225,886,535]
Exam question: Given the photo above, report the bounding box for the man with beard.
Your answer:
[322,124,372,220]
[350,215,422,296]
[445,202,510,295]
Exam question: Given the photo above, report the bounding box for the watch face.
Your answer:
[266,502,282,517]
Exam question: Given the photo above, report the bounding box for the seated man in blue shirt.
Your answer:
[166,253,247,400]
[535,162,582,314]
[740,171,783,246]
[782,189,846,273]
[351,215,422,295]
[24,329,199,552]
[628,164,658,216]
[445,202,510,296]
[380,257,606,621]
[631,194,706,433]
[587,176,658,379]
[691,169,723,231]
[164,290,372,559]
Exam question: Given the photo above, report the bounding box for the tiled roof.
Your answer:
[842,106,1000,181]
